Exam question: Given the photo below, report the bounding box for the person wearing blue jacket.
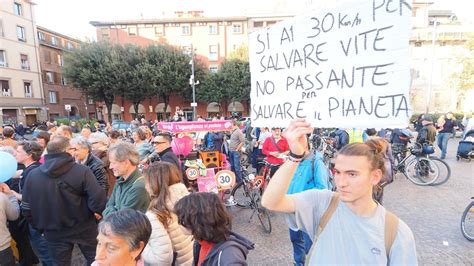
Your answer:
[286,145,330,266]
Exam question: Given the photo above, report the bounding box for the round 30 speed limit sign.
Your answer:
[185,167,199,181]
[214,170,236,190]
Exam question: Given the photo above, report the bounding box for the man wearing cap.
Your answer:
[416,115,436,145]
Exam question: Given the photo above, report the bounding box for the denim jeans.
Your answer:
[251,148,261,169]
[29,225,54,266]
[437,132,450,158]
[0,247,16,266]
[229,151,242,183]
[289,229,313,266]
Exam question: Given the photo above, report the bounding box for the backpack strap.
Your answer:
[270,137,283,153]
[384,210,399,259]
[305,193,339,266]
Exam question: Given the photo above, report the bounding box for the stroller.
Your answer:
[456,130,474,161]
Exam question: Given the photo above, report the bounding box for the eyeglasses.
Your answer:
[68,147,78,152]
[152,141,167,145]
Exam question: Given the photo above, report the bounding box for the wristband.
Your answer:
[287,156,303,163]
[289,150,305,159]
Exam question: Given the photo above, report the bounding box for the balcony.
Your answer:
[2,91,12,97]
[21,63,30,70]
[25,93,33,98]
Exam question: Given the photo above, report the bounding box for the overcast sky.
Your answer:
[34,0,472,41]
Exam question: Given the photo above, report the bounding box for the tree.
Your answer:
[219,59,251,110]
[228,45,249,62]
[449,34,474,109]
[116,45,152,119]
[197,72,226,113]
[63,42,123,122]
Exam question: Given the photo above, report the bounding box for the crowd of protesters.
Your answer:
[0,111,471,265]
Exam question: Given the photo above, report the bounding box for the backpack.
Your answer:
[306,193,399,265]
[334,130,349,150]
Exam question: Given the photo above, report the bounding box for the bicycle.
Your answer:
[461,198,474,241]
[224,169,272,233]
[311,134,337,190]
[392,142,450,186]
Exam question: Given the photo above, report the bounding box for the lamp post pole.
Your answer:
[426,19,437,113]
[191,44,196,121]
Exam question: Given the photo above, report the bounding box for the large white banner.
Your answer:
[249,0,413,128]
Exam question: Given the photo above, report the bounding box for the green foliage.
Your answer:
[228,45,249,62]
[219,59,251,103]
[451,34,474,91]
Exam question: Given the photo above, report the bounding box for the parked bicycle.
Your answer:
[392,142,451,186]
[224,169,272,234]
[461,197,474,241]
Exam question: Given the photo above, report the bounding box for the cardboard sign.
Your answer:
[214,170,236,190]
[249,0,412,128]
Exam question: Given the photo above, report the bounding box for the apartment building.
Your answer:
[37,26,96,120]
[0,0,46,126]
[409,2,473,113]
[90,11,292,121]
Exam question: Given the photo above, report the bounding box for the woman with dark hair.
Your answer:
[94,209,151,266]
[34,131,50,164]
[142,162,193,265]
[175,192,254,265]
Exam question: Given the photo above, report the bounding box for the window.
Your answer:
[101,28,109,38]
[38,31,45,41]
[17,26,26,41]
[57,54,63,66]
[209,25,217,34]
[14,2,22,16]
[61,76,67,85]
[44,51,51,63]
[24,82,32,97]
[415,41,422,47]
[209,65,218,73]
[266,21,276,26]
[128,26,137,36]
[0,20,4,37]
[0,50,6,67]
[182,25,190,35]
[88,98,94,105]
[209,45,218,61]
[20,54,29,70]
[51,36,58,46]
[48,91,57,103]
[66,42,73,49]
[232,24,242,33]
[253,21,264,28]
[1,80,11,96]
[46,72,54,83]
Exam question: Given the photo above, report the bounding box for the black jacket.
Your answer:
[84,152,109,194]
[193,232,255,266]
[159,147,181,170]
[21,152,107,240]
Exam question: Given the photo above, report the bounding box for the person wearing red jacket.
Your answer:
[262,128,289,177]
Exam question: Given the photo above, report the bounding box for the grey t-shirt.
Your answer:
[229,128,245,151]
[290,189,418,265]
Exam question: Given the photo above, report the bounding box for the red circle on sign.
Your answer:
[185,167,199,181]
[214,170,236,190]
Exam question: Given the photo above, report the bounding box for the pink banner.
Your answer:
[158,120,233,133]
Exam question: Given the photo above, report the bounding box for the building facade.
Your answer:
[90,12,292,121]
[37,26,96,120]
[0,0,47,126]
[409,3,474,113]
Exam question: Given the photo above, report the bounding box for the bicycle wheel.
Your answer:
[229,181,251,208]
[252,191,272,233]
[404,157,439,186]
[461,202,474,241]
[428,157,451,186]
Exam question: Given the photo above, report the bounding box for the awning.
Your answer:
[111,104,122,114]
[129,104,146,114]
[155,103,171,113]
[227,101,244,112]
[207,102,220,112]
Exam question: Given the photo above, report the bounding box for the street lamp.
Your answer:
[189,44,199,121]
